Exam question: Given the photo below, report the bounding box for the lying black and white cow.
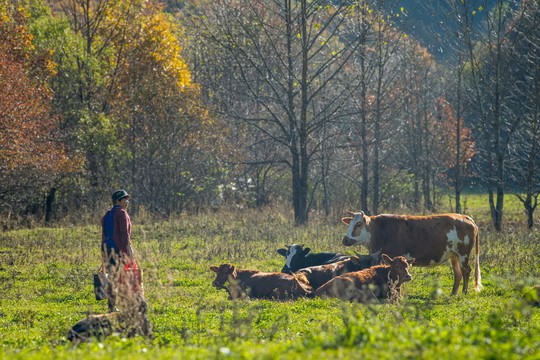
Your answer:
[277,244,350,274]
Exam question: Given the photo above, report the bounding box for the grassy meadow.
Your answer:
[0,198,539,359]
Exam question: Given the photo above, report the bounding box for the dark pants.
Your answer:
[102,245,124,312]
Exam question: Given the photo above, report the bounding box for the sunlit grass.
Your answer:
[0,202,539,359]
[441,188,531,226]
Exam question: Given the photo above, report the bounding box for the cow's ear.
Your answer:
[277,248,287,257]
[210,266,219,273]
[407,258,415,265]
[381,254,392,265]
[342,217,353,225]
[303,247,311,255]
[371,249,382,258]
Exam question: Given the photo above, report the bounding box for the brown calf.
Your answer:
[295,251,381,290]
[314,254,414,303]
[209,263,313,300]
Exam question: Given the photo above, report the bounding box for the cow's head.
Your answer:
[277,244,310,274]
[351,250,382,269]
[209,263,237,289]
[382,254,414,284]
[342,211,372,247]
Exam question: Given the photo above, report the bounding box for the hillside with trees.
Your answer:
[1,0,538,230]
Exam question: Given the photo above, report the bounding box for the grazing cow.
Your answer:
[277,244,350,274]
[314,254,414,303]
[295,251,382,290]
[341,211,482,295]
[209,263,313,300]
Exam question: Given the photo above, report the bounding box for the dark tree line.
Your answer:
[1,0,539,230]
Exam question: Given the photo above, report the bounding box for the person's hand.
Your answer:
[128,246,135,266]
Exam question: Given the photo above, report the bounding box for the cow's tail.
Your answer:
[292,273,313,297]
[294,272,310,286]
[473,228,483,292]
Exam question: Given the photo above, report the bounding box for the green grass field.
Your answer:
[1,202,539,359]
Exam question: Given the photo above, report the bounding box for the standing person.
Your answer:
[101,189,135,312]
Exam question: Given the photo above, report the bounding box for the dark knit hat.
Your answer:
[112,189,130,204]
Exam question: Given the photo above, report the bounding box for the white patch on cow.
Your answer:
[445,227,468,264]
[285,247,298,268]
[344,216,360,239]
[345,215,372,247]
[403,253,413,260]
[356,226,372,246]
[446,227,461,248]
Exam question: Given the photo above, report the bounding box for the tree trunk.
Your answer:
[373,36,383,215]
[455,61,463,214]
[360,87,369,214]
[359,38,369,214]
[422,104,432,211]
[45,187,57,225]
[297,0,309,225]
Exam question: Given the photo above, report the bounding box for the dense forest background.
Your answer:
[1,0,539,229]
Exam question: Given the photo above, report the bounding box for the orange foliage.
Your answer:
[433,96,476,170]
[0,6,81,181]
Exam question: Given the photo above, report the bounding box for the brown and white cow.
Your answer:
[342,211,482,295]
[314,254,414,302]
[295,251,381,290]
[209,263,313,300]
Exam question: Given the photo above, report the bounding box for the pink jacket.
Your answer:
[101,207,132,255]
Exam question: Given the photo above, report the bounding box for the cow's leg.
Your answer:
[460,255,472,295]
[276,287,287,300]
[450,256,463,296]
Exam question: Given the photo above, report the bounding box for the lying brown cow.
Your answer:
[209,263,313,300]
[342,211,481,295]
[314,254,414,303]
[295,251,381,290]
